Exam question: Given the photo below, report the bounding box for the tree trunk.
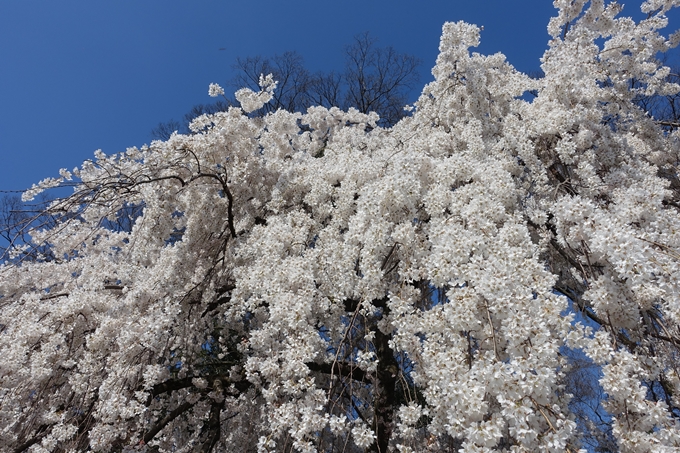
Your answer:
[371,327,398,453]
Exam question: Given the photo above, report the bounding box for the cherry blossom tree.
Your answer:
[2,1,680,452]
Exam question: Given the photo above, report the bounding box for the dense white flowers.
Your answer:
[208,82,225,97]
[2,2,680,452]
[235,73,278,113]
[351,422,376,448]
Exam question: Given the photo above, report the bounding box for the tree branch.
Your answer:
[143,401,195,444]
[145,374,250,406]
[306,361,367,383]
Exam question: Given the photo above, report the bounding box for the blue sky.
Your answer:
[0,1,675,192]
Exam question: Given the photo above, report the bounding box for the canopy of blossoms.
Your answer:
[2,1,680,452]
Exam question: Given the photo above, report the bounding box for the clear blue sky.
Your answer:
[0,1,674,192]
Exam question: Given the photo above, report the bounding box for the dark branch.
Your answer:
[306,361,367,383]
[145,374,250,406]
[143,401,195,444]
[13,424,51,453]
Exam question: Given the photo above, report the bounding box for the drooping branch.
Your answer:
[556,285,639,352]
[187,172,237,239]
[143,401,196,444]
[13,424,52,453]
[201,283,236,317]
[222,181,237,239]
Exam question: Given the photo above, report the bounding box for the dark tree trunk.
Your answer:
[371,327,398,453]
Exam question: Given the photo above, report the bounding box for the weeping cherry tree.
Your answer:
[2,1,680,452]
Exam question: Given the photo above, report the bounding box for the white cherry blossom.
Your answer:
[2,2,680,452]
